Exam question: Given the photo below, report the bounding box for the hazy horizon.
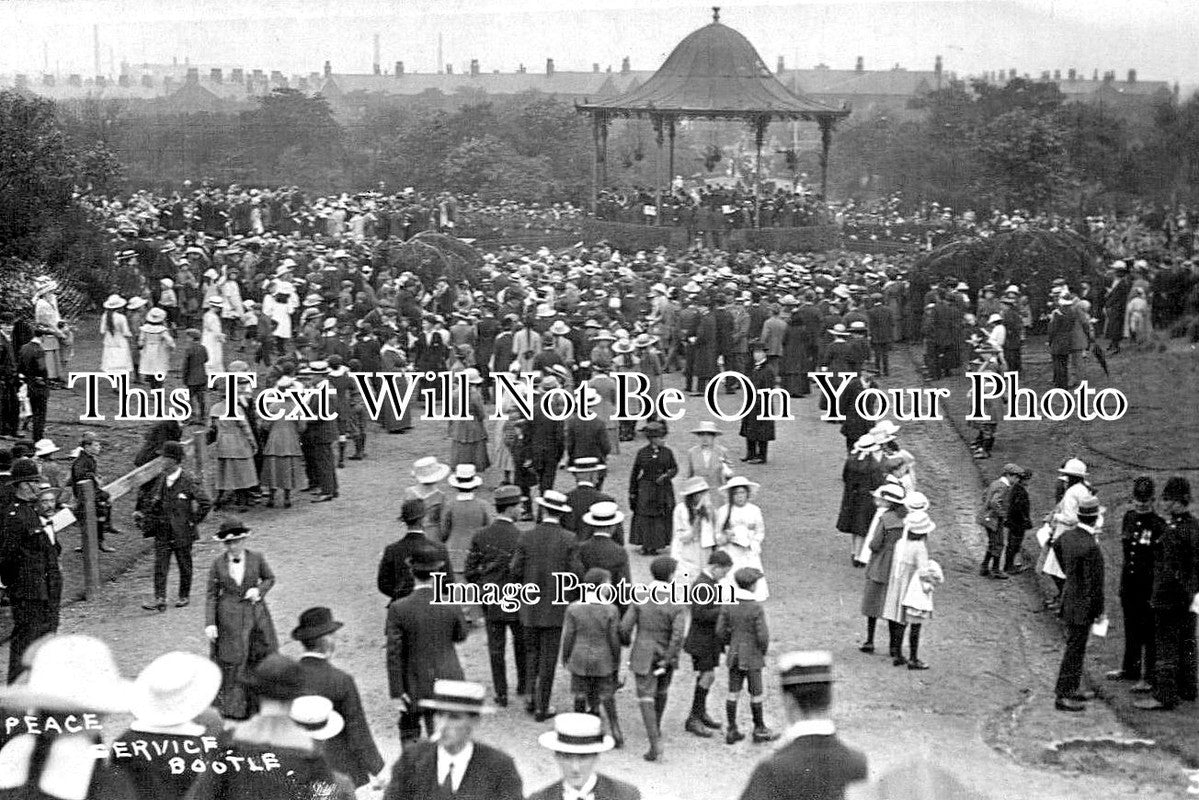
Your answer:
[2,0,1197,87]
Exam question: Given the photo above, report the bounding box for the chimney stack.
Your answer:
[1104,70,1114,83]
[855,56,864,72]
[323,60,332,78]
[1067,68,1076,81]
[163,76,174,91]
[470,59,479,76]
[373,34,380,75]
[270,70,285,86]
[211,68,223,83]
[546,58,555,77]
[93,25,101,82]
[140,74,153,88]
[1010,67,1017,79]
[231,68,244,84]
[446,63,453,74]
[395,61,404,76]
[118,73,130,87]
[777,56,785,74]
[14,74,28,89]
[1127,69,1137,83]
[1040,70,1050,80]
[1053,69,1060,80]
[42,74,55,87]
[68,73,82,87]
[185,67,198,84]
[593,63,599,72]
[95,75,107,88]
[934,55,942,75]
[620,56,630,75]
[1093,69,1099,81]
[518,63,526,74]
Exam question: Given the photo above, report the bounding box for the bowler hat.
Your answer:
[292,606,344,642]
[161,441,185,462]
[11,458,41,484]
[406,547,446,572]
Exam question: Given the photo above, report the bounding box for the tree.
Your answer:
[975,108,1070,212]
[441,135,552,203]
[239,88,342,183]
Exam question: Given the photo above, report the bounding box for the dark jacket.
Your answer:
[1119,509,1164,601]
[738,733,868,800]
[716,597,770,671]
[296,654,384,787]
[511,522,583,628]
[684,569,725,662]
[620,595,686,675]
[181,343,209,386]
[0,500,62,603]
[528,774,641,800]
[562,601,622,676]
[384,739,522,800]
[1053,525,1105,625]
[137,469,212,544]
[376,530,451,602]
[565,416,611,464]
[384,585,467,701]
[464,517,522,621]
[1151,511,1199,611]
[563,483,615,542]
[579,535,631,592]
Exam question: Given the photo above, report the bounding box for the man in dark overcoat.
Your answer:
[563,458,620,542]
[135,440,212,611]
[1103,263,1131,352]
[0,459,61,683]
[70,430,119,550]
[1052,495,1106,712]
[377,498,452,602]
[530,379,567,495]
[385,547,468,741]
[738,651,868,800]
[294,606,385,789]
[463,485,527,707]
[739,342,778,465]
[578,502,631,616]
[510,490,583,721]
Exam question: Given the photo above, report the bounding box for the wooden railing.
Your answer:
[74,437,208,600]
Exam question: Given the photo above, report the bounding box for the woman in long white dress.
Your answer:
[137,307,175,388]
[202,296,226,376]
[713,476,768,601]
[99,295,133,377]
[671,476,715,585]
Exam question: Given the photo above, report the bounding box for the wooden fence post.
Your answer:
[190,435,209,494]
[75,480,101,600]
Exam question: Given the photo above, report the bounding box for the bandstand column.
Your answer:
[818,116,834,200]
[652,114,665,227]
[753,115,767,229]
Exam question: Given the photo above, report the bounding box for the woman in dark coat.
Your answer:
[739,343,778,465]
[204,518,280,720]
[836,436,886,568]
[628,420,678,555]
[778,310,808,397]
[691,306,719,393]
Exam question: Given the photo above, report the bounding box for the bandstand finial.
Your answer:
[712,6,720,23]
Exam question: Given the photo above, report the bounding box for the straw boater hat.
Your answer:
[612,339,634,354]
[827,323,848,338]
[872,483,906,503]
[566,456,606,473]
[677,476,710,497]
[130,651,221,728]
[212,517,251,542]
[539,712,615,754]
[633,333,658,348]
[144,307,167,325]
[102,294,126,310]
[691,421,722,436]
[419,679,496,715]
[448,464,483,490]
[535,489,573,515]
[33,438,59,458]
[582,501,625,528]
[0,634,133,713]
[590,330,617,343]
[853,433,880,454]
[412,457,451,485]
[290,695,345,741]
[720,475,760,497]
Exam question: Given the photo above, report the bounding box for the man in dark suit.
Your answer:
[0,312,21,437]
[684,550,733,737]
[1052,495,1106,712]
[511,490,583,721]
[1103,263,1131,352]
[135,440,212,611]
[1047,296,1077,390]
[299,366,340,502]
[377,498,451,602]
[1136,477,1199,711]
[463,485,527,707]
[0,458,62,683]
[70,431,119,551]
[530,379,567,495]
[385,548,468,741]
[738,651,868,800]
[564,408,611,480]
[383,680,522,800]
[293,606,385,789]
[578,502,631,615]
[528,712,640,800]
[563,458,622,543]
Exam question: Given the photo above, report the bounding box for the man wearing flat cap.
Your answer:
[738,651,867,800]
[294,606,385,789]
[384,680,522,800]
[386,547,469,741]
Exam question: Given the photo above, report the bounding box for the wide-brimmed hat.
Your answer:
[677,476,710,497]
[582,501,625,527]
[848,320,868,333]
[903,491,929,511]
[412,457,451,485]
[302,360,330,375]
[566,456,606,473]
[127,296,149,311]
[290,695,344,740]
[612,339,634,354]
[419,679,496,715]
[549,320,571,336]
[241,654,307,701]
[0,635,133,713]
[535,489,572,515]
[869,420,900,443]
[633,333,658,348]
[872,483,906,503]
[102,294,126,310]
[905,511,936,535]
[33,438,60,457]
[590,330,617,343]
[448,464,483,490]
[827,323,848,337]
[641,420,668,438]
[303,293,324,307]
[144,307,167,324]
[720,476,760,497]
[539,712,614,754]
[691,421,723,436]
[1058,458,1088,478]
[291,606,344,642]
[852,433,880,453]
[130,652,221,727]
[213,517,251,541]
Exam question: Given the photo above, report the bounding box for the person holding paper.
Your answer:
[1052,495,1106,712]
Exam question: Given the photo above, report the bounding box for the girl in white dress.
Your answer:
[202,296,226,376]
[99,295,133,376]
[714,476,768,601]
[670,476,715,585]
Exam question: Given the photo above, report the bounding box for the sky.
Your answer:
[1,0,1197,86]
